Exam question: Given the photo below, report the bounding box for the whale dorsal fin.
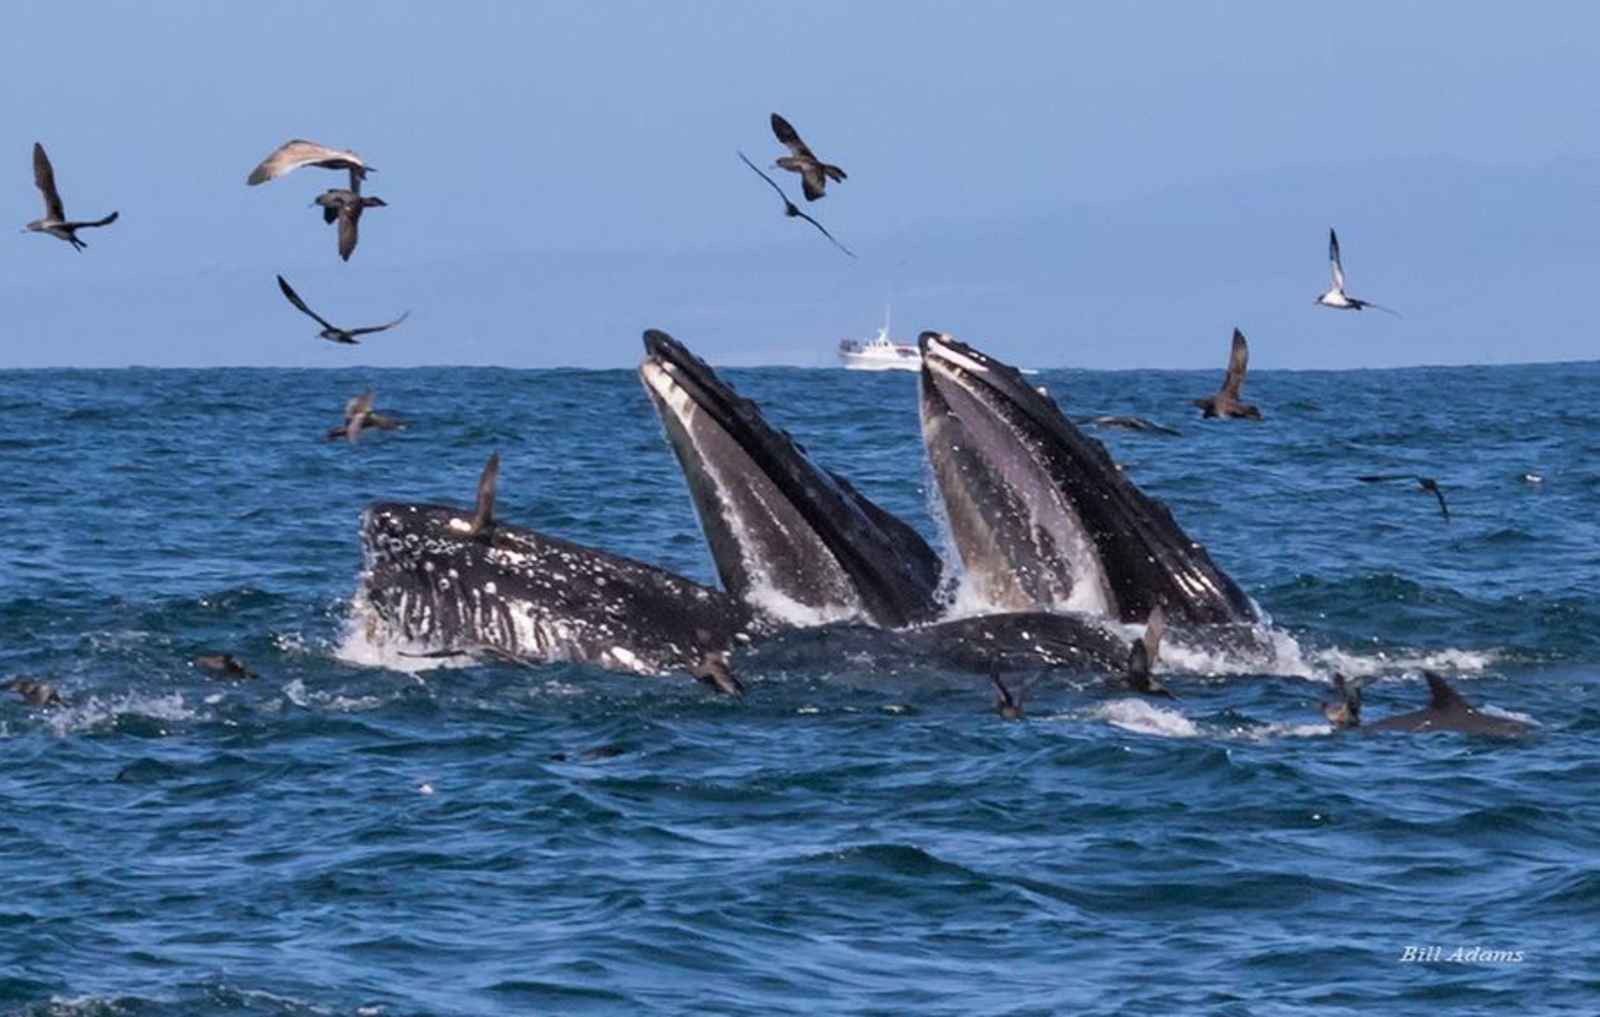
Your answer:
[469,452,499,538]
[1424,671,1469,712]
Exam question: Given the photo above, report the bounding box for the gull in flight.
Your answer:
[737,151,855,258]
[1316,228,1399,315]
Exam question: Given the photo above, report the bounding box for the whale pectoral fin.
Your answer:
[468,452,499,538]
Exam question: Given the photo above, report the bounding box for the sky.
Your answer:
[2,1,1598,370]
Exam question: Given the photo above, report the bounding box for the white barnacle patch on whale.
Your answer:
[447,516,473,533]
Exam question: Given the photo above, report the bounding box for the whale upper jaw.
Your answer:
[639,329,942,629]
[918,331,1258,626]
[357,502,766,676]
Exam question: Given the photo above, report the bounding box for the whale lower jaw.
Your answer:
[638,330,944,629]
[918,331,1259,626]
[358,503,767,676]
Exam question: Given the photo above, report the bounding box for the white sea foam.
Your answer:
[44,691,199,737]
[333,591,462,675]
[1090,698,1200,738]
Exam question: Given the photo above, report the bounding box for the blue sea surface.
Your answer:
[2,362,1598,1016]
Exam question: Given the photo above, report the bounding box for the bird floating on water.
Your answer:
[1316,228,1399,316]
[1356,474,1450,520]
[1191,328,1261,419]
[276,275,408,345]
[2,676,66,707]
[736,151,855,258]
[769,113,846,202]
[193,654,257,679]
[24,143,118,251]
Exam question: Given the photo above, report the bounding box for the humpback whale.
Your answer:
[639,328,943,628]
[1326,671,1532,737]
[358,454,776,676]
[356,331,1256,682]
[917,331,1259,626]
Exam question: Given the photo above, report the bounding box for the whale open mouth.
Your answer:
[918,331,1258,625]
[639,329,942,628]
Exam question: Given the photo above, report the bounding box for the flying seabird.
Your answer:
[246,139,373,185]
[23,143,118,251]
[736,151,855,258]
[1316,228,1400,315]
[326,390,405,442]
[1356,475,1450,520]
[769,113,847,201]
[276,275,408,345]
[313,169,387,261]
[1191,328,1262,419]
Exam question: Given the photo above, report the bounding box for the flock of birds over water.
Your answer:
[4,116,1534,731]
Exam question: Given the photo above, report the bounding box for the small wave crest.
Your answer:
[1088,698,1200,738]
[43,691,199,737]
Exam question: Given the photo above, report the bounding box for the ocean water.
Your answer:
[2,361,1598,1016]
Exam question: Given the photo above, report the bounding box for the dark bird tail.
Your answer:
[823,163,847,183]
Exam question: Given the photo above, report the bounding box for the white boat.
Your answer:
[837,311,920,372]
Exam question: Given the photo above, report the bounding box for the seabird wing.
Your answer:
[1355,474,1414,483]
[247,139,367,185]
[1428,483,1450,520]
[799,166,826,202]
[336,205,360,261]
[1221,329,1249,399]
[66,211,119,229]
[1329,228,1346,291]
[793,207,856,258]
[989,669,1021,712]
[344,390,375,442]
[276,275,338,331]
[347,311,410,338]
[32,143,65,220]
[769,113,817,160]
[737,150,791,204]
[344,389,374,423]
[1141,604,1167,672]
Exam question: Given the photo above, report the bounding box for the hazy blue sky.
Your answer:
[3,2,1597,369]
